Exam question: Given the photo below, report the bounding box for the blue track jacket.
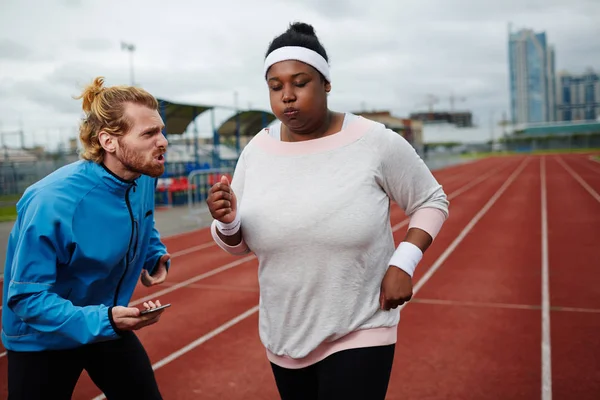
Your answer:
[2,160,169,351]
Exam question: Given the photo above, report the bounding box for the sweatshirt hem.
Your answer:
[266,326,397,369]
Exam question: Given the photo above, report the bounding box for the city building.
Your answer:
[555,68,600,121]
[508,26,556,124]
[409,111,473,128]
[356,111,424,154]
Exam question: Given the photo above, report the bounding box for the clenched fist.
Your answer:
[379,267,413,310]
[207,175,237,223]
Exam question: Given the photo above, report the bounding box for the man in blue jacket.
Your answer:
[2,77,172,400]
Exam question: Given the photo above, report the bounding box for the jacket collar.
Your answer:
[90,161,138,194]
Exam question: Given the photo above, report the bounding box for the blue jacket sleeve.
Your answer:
[143,222,169,274]
[144,177,169,274]
[6,193,119,343]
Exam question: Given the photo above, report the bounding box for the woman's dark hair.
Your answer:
[265,22,329,62]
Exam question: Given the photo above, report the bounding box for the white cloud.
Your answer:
[0,0,598,148]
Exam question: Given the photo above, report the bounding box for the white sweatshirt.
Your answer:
[211,114,449,369]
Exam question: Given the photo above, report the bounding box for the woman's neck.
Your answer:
[283,111,344,142]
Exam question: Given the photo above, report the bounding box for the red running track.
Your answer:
[0,153,598,399]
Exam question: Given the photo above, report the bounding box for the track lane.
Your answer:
[385,157,544,400]
[560,154,600,196]
[546,155,600,399]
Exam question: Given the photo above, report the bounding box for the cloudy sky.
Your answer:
[1,0,599,148]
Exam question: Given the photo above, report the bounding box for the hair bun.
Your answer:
[289,22,316,37]
[79,76,105,113]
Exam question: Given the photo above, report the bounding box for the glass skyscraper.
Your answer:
[556,69,600,121]
[508,26,556,124]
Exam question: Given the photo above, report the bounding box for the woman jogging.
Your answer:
[207,22,449,400]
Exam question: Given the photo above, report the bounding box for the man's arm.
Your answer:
[143,178,169,275]
[143,222,170,275]
[6,195,120,343]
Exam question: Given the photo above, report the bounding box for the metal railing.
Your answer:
[186,167,233,220]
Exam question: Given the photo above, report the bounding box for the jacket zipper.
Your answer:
[113,183,136,306]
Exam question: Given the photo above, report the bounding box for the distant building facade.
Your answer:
[508,26,556,124]
[357,111,424,153]
[555,68,600,122]
[409,111,473,128]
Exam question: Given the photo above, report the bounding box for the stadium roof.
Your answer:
[157,99,276,137]
[157,98,213,135]
[217,110,277,137]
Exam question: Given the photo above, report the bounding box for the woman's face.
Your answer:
[266,59,330,135]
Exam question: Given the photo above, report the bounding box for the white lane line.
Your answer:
[556,156,600,203]
[170,241,216,257]
[404,157,529,298]
[551,306,600,314]
[129,255,256,306]
[541,156,552,400]
[410,298,600,314]
[577,156,600,173]
[152,305,259,371]
[411,297,541,311]
[90,157,530,400]
[159,281,259,293]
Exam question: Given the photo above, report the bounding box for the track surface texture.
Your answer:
[0,153,598,399]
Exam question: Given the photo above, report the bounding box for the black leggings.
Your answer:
[7,332,162,400]
[271,344,395,400]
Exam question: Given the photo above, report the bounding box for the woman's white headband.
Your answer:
[263,46,331,83]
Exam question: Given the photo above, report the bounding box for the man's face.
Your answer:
[116,103,168,178]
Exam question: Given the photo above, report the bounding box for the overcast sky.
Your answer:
[1,0,599,148]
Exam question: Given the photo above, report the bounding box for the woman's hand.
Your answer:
[379,267,413,310]
[207,175,237,223]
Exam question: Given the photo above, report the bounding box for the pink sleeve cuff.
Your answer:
[408,207,447,240]
[210,220,251,255]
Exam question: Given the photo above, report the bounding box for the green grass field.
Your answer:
[0,205,17,222]
[0,194,20,222]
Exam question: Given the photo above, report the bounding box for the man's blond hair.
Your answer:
[74,77,159,163]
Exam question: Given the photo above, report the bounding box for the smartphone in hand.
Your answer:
[140,303,171,315]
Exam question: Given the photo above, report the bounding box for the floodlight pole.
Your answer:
[121,41,136,86]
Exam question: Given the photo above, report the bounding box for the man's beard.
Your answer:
[117,141,165,178]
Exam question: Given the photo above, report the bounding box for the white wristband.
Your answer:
[215,212,241,236]
[388,241,423,278]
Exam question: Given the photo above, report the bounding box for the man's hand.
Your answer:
[379,267,414,310]
[141,254,170,287]
[207,175,237,223]
[111,299,166,331]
